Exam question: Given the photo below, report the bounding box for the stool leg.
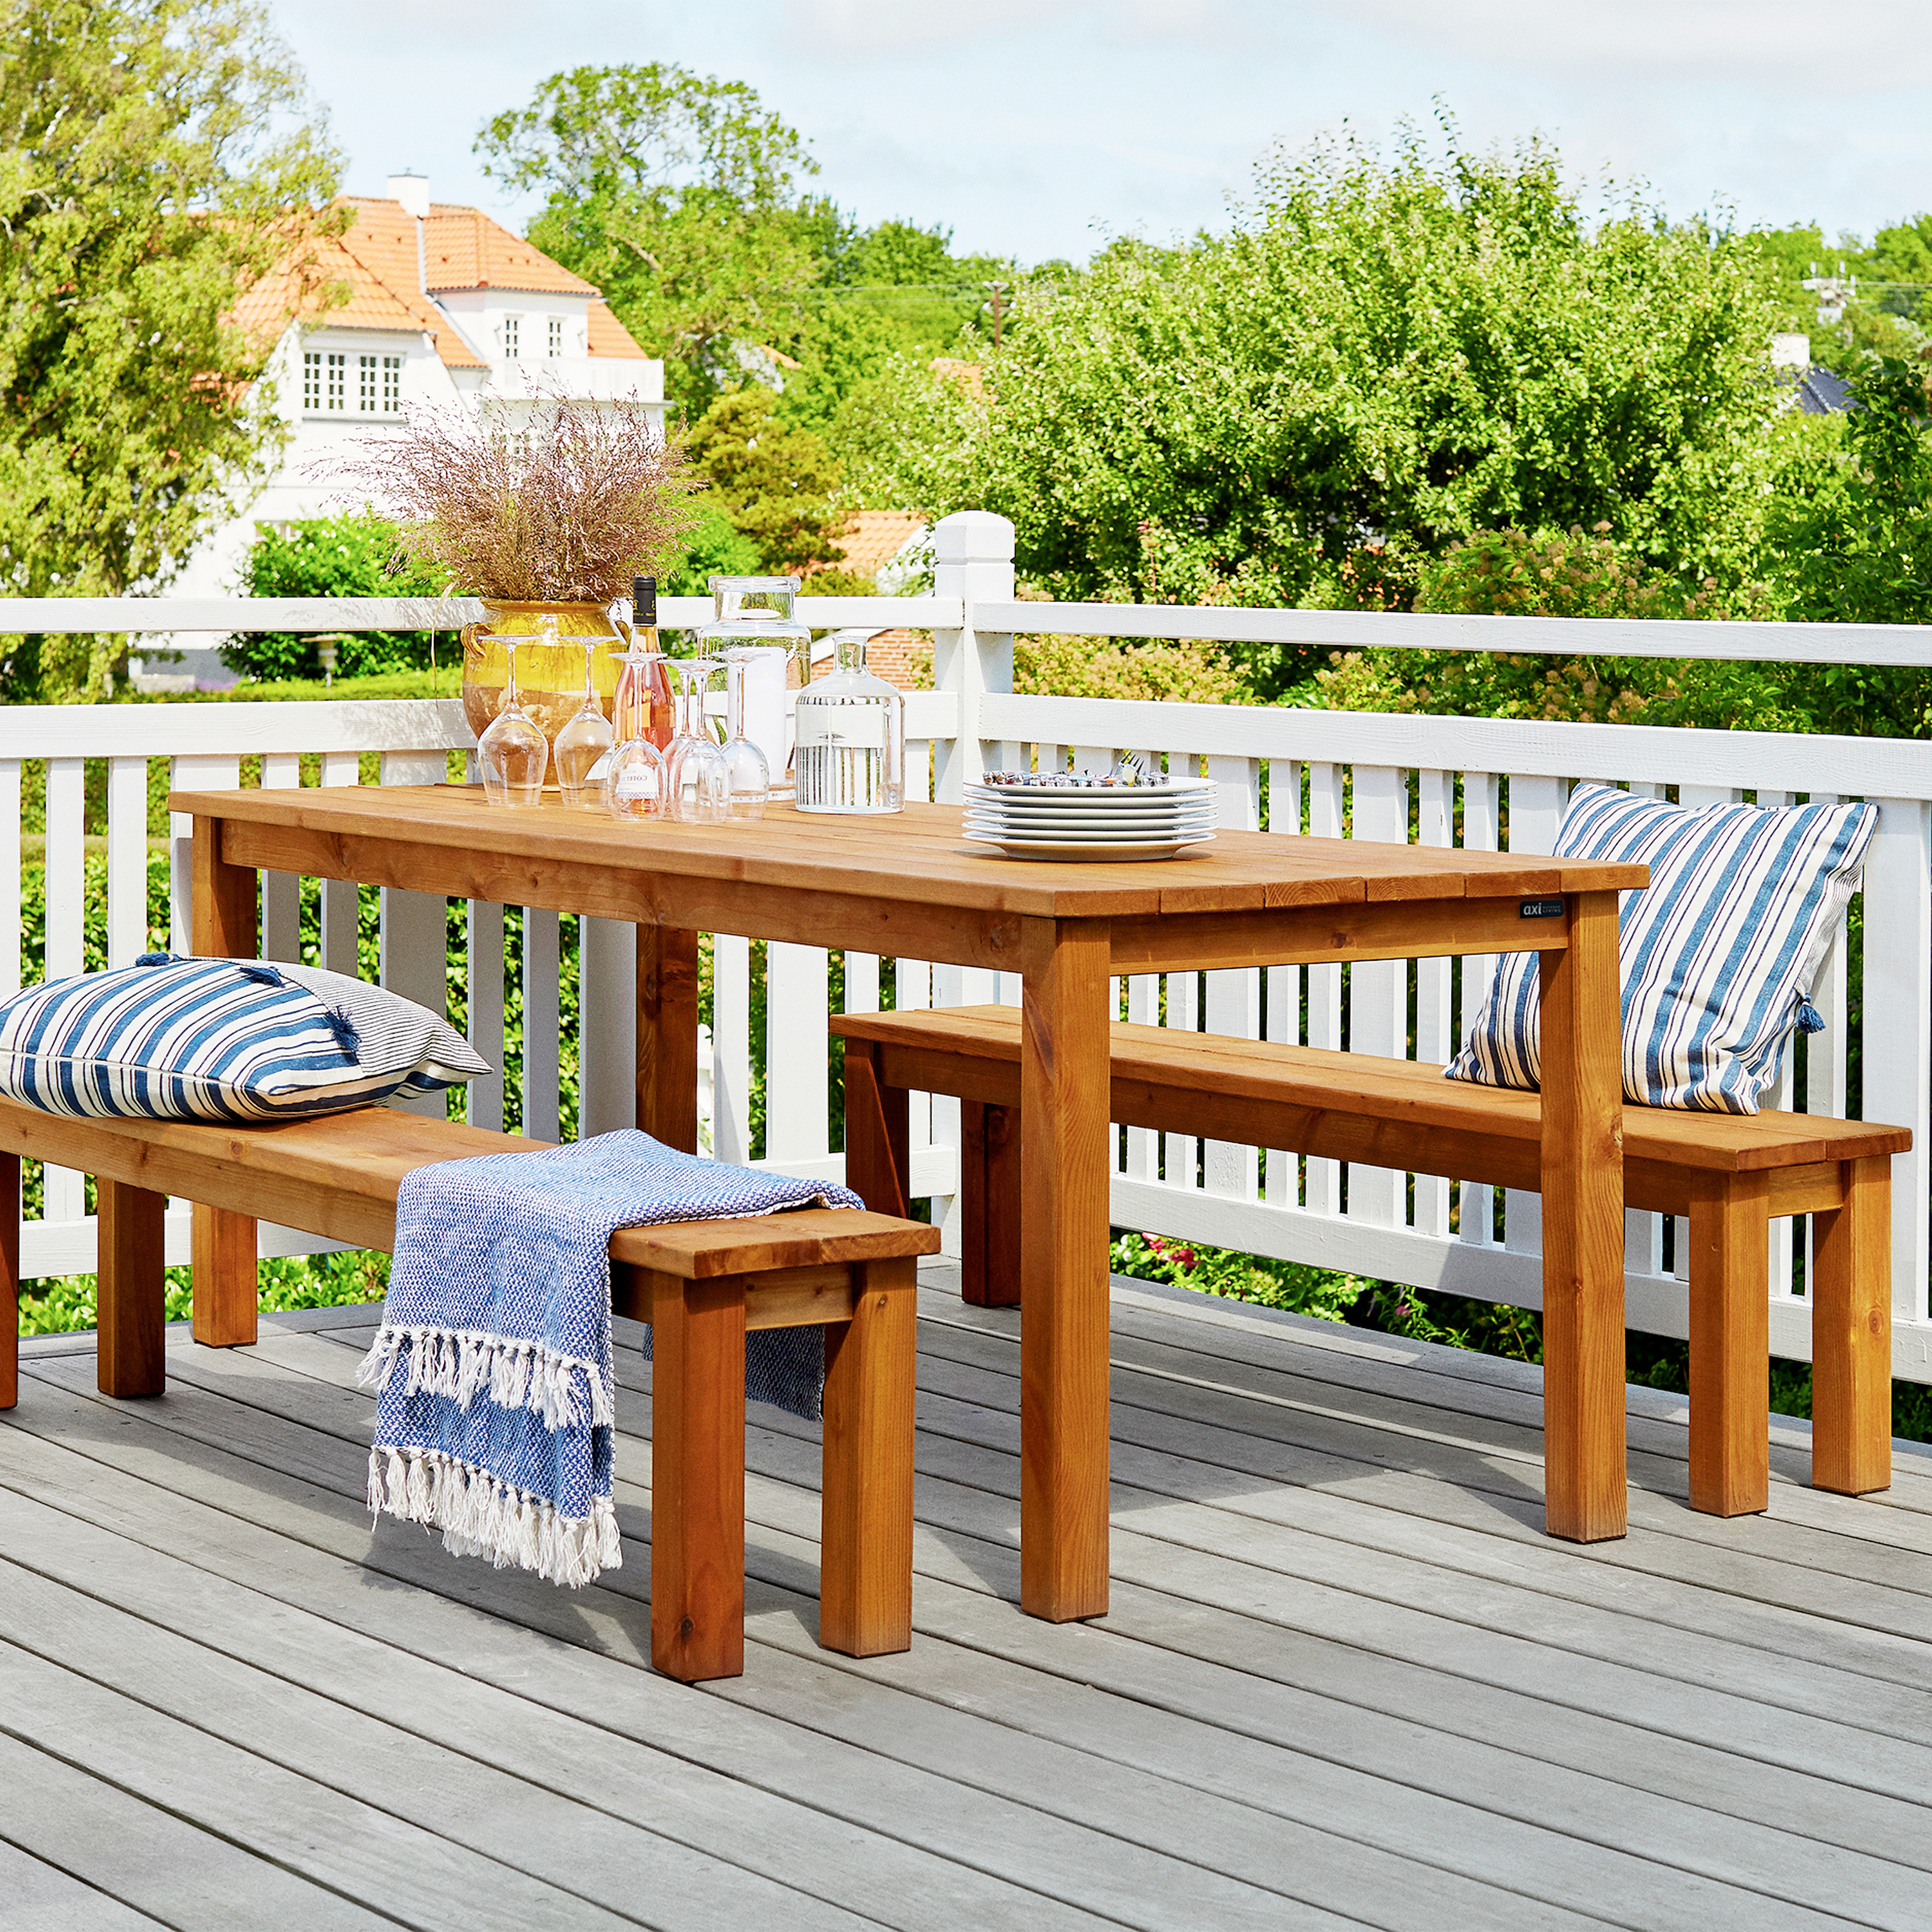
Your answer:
[99,1177,167,1399]
[820,1256,916,1657]
[981,1103,1022,1309]
[649,1269,746,1682]
[1812,1155,1891,1496]
[960,1099,989,1303]
[1687,1173,1770,1515]
[1,1151,18,1410]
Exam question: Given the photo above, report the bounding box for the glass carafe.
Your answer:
[794,629,905,814]
[694,576,808,799]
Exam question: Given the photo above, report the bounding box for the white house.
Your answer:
[143,173,664,687]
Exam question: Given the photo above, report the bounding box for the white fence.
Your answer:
[6,507,1932,1385]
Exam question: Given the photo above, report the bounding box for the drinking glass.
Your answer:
[721,654,770,820]
[553,631,615,810]
[605,639,671,824]
[477,633,549,807]
[666,658,728,823]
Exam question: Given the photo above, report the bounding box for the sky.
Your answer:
[267,0,1932,264]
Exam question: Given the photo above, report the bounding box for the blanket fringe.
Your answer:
[356,1325,614,1432]
[367,1444,621,1588]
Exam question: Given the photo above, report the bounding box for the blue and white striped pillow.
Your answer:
[0,954,489,1124]
[1447,783,1875,1113]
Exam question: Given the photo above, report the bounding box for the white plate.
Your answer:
[965,803,1218,826]
[967,780,1217,807]
[963,832,1217,862]
[966,815,1216,837]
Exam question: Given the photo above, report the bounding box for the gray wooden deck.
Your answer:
[5,1264,1932,1931]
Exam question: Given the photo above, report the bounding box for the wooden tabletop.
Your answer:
[171,786,1647,920]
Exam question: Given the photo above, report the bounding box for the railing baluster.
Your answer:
[466,898,505,1133]
[377,751,450,1118]
[1501,775,1566,1258]
[765,942,829,1176]
[1457,770,1502,1252]
[106,757,151,969]
[522,908,560,1142]
[1303,762,1345,1216]
[1346,763,1407,1227]
[1204,754,1261,1202]
[258,752,301,965]
[0,759,19,999]
[712,934,752,1164]
[1413,769,1454,1236]
[317,751,361,977]
[42,759,87,1227]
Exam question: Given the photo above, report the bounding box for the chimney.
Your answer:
[388,171,430,220]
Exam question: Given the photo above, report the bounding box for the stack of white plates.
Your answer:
[962,775,1218,861]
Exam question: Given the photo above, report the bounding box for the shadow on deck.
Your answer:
[5,1260,1931,1931]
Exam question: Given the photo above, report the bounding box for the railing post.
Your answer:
[931,511,1016,802]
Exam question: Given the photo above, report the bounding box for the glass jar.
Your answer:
[794,630,905,815]
[694,576,809,800]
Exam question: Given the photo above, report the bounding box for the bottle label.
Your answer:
[614,766,659,801]
[797,706,887,749]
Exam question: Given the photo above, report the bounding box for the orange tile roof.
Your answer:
[413,203,599,297]
[823,509,927,578]
[587,299,647,359]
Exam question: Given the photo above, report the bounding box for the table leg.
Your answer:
[191,817,258,1348]
[1019,916,1113,1620]
[1811,1154,1892,1497]
[1538,888,1627,1541]
[636,925,700,1153]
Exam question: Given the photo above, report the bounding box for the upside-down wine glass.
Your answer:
[477,632,549,807]
[605,638,671,823]
[666,658,728,823]
[553,629,615,810]
[720,654,770,820]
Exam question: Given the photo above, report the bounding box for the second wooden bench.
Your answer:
[0,1098,938,1681]
[833,1004,1906,1520]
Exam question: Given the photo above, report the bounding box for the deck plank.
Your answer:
[0,1832,168,1930]
[7,1272,1929,1929]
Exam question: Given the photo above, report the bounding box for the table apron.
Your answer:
[218,819,1028,970]
[1108,895,1567,972]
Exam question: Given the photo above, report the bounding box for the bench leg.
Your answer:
[843,1040,909,1217]
[192,1204,258,1349]
[649,1269,746,1682]
[1686,1173,1770,1516]
[1,1151,17,1410]
[1812,1155,1891,1497]
[961,1101,1022,1310]
[99,1177,167,1399]
[820,1257,916,1657]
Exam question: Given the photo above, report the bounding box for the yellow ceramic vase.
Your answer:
[461,601,624,757]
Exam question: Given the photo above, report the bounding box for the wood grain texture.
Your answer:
[841,1040,910,1218]
[1,1150,16,1410]
[960,1100,1023,1309]
[1019,916,1115,1621]
[97,1177,167,1399]
[636,924,701,1153]
[819,1256,917,1658]
[1536,889,1629,1543]
[192,815,261,1348]
[1686,1173,1771,1516]
[1812,1155,1894,1497]
[646,1269,746,1683]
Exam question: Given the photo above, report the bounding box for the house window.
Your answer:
[325,351,345,411]
[359,354,379,413]
[383,355,402,412]
[502,315,520,360]
[303,352,321,410]
[303,349,352,413]
[548,316,564,358]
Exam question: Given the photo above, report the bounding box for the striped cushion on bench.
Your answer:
[0,954,488,1123]
[1448,782,1875,1113]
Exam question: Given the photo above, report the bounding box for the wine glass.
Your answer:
[721,654,770,820]
[477,633,548,807]
[553,630,614,810]
[666,658,728,823]
[605,638,670,824]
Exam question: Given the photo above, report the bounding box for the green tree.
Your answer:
[0,0,341,701]
[942,123,1783,696]
[686,387,845,572]
[476,64,822,413]
[223,514,448,681]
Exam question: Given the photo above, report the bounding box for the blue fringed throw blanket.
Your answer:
[357,1130,862,1588]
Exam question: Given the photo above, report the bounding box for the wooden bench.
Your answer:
[834,1005,1908,1519]
[0,1098,939,1683]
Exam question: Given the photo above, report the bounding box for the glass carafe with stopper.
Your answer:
[694,577,808,799]
[794,629,905,814]
[666,658,728,822]
[476,632,549,806]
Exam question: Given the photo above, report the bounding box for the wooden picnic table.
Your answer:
[173,784,1647,1618]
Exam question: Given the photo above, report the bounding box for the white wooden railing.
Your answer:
[7,507,1932,1387]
